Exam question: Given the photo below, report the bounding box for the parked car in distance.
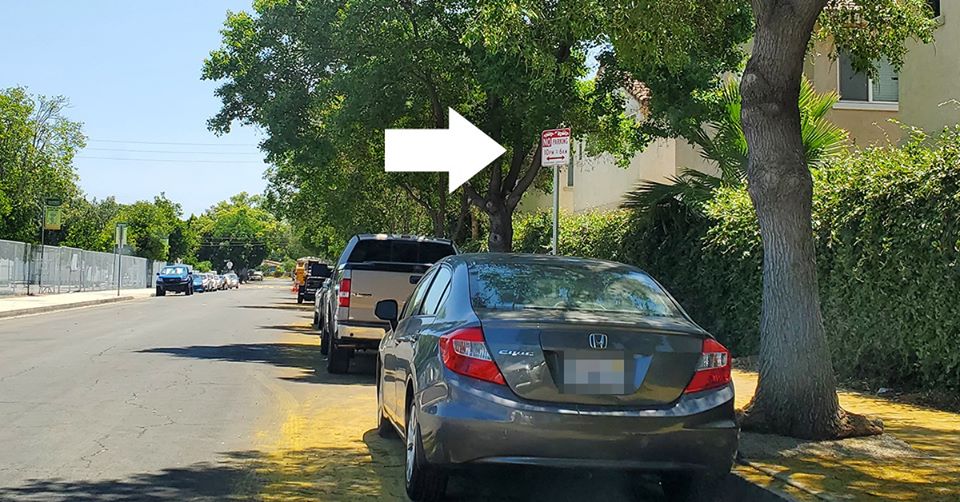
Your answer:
[203,273,217,292]
[322,234,458,374]
[300,261,331,304]
[156,265,194,296]
[250,270,264,281]
[374,253,738,502]
[191,272,205,293]
[224,272,240,289]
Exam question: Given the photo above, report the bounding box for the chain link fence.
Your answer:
[0,239,165,296]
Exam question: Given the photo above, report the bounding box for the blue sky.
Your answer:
[0,1,267,216]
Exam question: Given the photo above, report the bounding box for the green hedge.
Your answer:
[514,128,960,391]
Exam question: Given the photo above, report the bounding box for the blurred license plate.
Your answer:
[563,354,626,395]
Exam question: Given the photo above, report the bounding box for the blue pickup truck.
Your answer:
[156,265,195,296]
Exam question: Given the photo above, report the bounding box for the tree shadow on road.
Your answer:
[0,452,261,501]
[138,343,376,386]
[259,324,317,335]
[236,303,312,312]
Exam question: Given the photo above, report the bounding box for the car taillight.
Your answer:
[338,279,351,307]
[684,338,731,394]
[438,327,506,385]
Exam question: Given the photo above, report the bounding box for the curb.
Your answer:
[0,295,140,320]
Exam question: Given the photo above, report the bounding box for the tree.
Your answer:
[61,196,122,251]
[194,193,285,272]
[601,0,936,438]
[203,0,636,252]
[100,194,184,261]
[622,77,848,215]
[0,87,84,243]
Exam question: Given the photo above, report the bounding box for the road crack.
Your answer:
[78,433,110,468]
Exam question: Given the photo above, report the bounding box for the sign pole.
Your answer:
[552,166,559,255]
[540,128,571,256]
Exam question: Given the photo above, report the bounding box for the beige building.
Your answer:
[523,1,958,214]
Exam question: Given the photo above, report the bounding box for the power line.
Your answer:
[76,156,265,164]
[84,147,262,156]
[87,139,258,147]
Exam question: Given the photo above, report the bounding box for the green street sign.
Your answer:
[43,198,63,231]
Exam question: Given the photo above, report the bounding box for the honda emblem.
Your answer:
[588,333,608,350]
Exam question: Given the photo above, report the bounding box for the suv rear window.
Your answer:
[348,240,455,264]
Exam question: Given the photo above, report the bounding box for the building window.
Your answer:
[929,0,941,18]
[839,52,899,103]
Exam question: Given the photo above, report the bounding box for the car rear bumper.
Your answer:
[417,378,738,473]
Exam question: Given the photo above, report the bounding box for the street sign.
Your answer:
[43,197,63,231]
[541,128,571,167]
[115,223,128,249]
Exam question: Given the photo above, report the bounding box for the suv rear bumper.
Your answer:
[334,322,388,348]
[418,378,739,473]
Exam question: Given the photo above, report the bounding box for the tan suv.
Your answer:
[322,234,457,373]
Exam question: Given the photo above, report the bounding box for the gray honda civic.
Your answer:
[375,253,738,502]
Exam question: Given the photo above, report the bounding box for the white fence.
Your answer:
[0,239,166,296]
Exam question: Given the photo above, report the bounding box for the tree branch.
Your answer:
[505,143,543,210]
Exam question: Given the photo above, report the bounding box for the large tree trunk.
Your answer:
[487,206,513,252]
[738,0,881,440]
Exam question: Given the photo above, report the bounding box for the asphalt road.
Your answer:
[0,283,663,501]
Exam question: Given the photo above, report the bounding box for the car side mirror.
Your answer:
[375,299,399,330]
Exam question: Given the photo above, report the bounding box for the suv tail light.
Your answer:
[338,278,351,307]
[684,338,731,394]
[438,327,506,385]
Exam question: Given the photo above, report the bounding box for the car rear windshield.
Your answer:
[468,262,683,317]
[161,266,187,275]
[347,239,455,264]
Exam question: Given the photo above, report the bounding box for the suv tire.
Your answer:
[320,325,330,356]
[156,287,165,297]
[327,339,350,374]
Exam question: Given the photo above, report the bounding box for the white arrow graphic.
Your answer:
[385,108,506,193]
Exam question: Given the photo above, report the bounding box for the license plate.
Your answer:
[561,352,652,395]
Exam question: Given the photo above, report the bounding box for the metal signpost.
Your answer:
[35,197,64,294]
[115,223,128,296]
[541,128,572,255]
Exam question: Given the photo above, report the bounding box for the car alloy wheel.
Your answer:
[405,403,417,483]
[404,398,447,501]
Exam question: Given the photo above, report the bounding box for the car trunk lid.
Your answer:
[481,310,705,407]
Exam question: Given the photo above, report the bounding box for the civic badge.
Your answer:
[588,333,608,350]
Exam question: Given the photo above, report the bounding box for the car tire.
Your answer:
[327,339,350,374]
[660,471,724,502]
[156,287,165,297]
[377,366,396,438]
[404,399,448,502]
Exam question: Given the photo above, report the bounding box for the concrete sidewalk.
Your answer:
[0,288,155,319]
